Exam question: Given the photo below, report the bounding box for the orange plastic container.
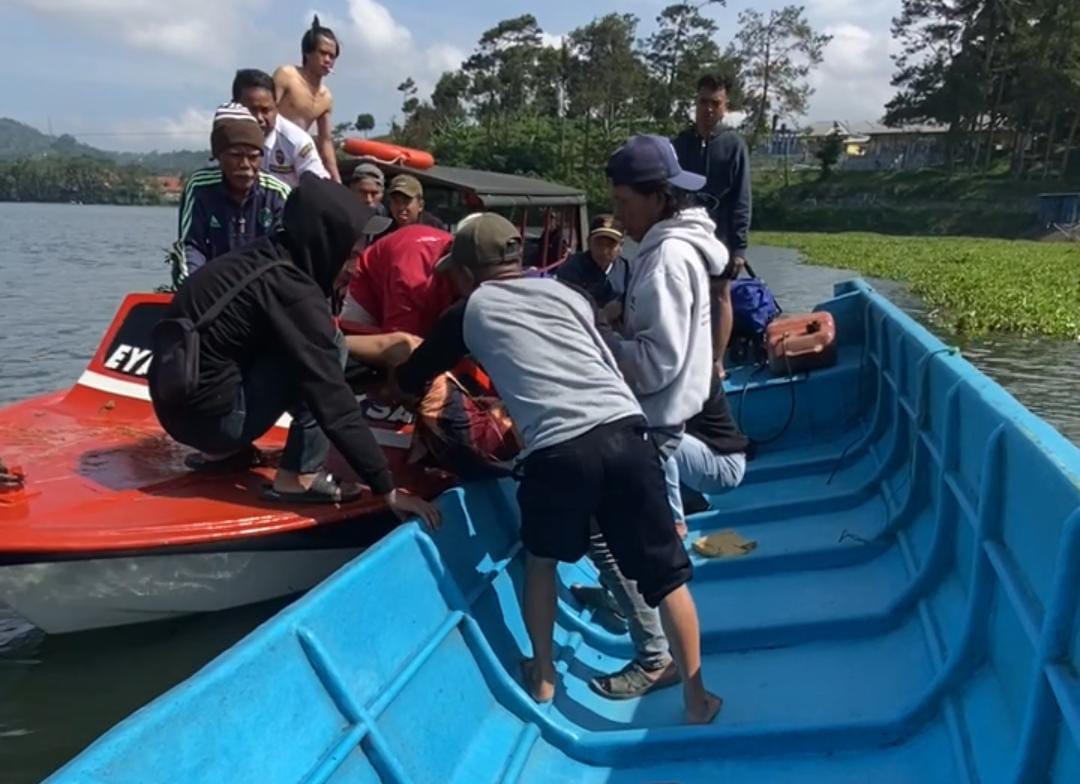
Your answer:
[766,312,837,375]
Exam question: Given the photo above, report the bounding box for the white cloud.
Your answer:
[310,0,469,125]
[806,0,899,25]
[344,0,412,54]
[424,43,466,76]
[157,107,216,141]
[823,22,877,72]
[61,107,215,153]
[805,22,896,124]
[18,0,266,61]
[118,107,214,151]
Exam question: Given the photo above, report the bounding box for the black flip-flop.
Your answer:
[184,445,263,473]
[259,471,363,505]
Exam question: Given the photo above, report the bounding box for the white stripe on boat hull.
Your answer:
[0,548,363,634]
[75,369,412,448]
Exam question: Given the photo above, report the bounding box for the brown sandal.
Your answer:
[589,661,680,700]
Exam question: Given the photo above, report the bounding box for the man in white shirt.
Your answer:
[232,69,329,188]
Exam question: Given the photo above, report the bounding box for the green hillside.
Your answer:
[0,117,209,174]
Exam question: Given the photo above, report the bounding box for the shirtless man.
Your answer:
[274,16,342,183]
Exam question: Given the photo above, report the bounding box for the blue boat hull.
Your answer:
[49,280,1080,783]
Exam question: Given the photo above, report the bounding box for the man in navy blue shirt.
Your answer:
[671,74,750,376]
[172,103,290,285]
[554,214,630,310]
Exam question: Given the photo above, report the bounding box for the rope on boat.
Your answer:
[736,341,798,446]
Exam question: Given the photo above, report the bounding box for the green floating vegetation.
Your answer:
[754,231,1080,340]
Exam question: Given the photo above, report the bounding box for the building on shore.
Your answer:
[757,121,1001,172]
[150,175,183,204]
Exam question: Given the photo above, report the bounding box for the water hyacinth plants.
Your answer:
[755,232,1080,340]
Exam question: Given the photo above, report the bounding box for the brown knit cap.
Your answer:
[210,102,265,159]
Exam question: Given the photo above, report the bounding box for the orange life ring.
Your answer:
[342,138,435,169]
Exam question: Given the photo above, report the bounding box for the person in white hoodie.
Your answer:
[575,134,732,701]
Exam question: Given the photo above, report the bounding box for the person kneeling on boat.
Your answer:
[149,173,439,526]
[339,223,457,368]
[672,377,749,533]
[392,213,721,724]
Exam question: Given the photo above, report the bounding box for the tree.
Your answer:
[397,78,420,116]
[390,77,438,149]
[331,122,353,142]
[462,15,546,121]
[1005,0,1080,177]
[532,41,569,119]
[815,129,844,179]
[0,156,159,205]
[735,5,831,144]
[431,71,470,122]
[566,14,649,124]
[355,114,375,136]
[642,2,728,119]
[882,0,1080,177]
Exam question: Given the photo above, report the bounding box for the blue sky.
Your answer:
[0,0,901,153]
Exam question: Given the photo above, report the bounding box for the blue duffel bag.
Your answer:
[730,274,781,337]
[727,264,781,365]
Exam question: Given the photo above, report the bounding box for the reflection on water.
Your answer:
[0,204,1077,782]
[0,597,291,782]
[0,203,168,406]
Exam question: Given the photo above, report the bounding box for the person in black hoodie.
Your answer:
[150,173,440,526]
[671,73,750,378]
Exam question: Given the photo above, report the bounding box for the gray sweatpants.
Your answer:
[586,427,682,670]
[588,428,746,669]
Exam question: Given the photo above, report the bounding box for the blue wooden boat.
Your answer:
[48,280,1080,783]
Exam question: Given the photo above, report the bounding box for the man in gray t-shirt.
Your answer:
[395,213,721,725]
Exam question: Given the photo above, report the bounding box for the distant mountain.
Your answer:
[0,117,210,174]
[0,117,106,160]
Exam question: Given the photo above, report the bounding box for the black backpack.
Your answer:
[149,261,288,407]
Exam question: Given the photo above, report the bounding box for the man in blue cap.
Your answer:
[574,133,732,701]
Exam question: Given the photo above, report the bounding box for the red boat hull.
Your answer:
[0,293,454,631]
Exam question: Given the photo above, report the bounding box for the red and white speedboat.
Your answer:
[0,293,453,634]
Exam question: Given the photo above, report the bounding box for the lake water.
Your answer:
[0,202,1077,782]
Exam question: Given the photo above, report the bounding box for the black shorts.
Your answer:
[516,416,692,607]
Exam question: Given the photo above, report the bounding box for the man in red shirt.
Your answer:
[340,223,457,366]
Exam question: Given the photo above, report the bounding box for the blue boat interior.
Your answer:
[50,280,1080,783]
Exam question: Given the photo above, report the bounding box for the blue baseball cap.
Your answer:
[605,134,706,191]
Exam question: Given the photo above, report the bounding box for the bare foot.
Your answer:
[674,521,689,540]
[520,659,556,703]
[685,691,723,725]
